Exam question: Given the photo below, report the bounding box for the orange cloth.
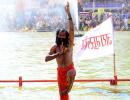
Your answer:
[57,64,76,100]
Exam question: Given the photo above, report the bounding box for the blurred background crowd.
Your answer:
[78,0,130,31]
[0,0,130,32]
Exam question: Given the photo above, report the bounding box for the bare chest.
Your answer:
[56,47,73,66]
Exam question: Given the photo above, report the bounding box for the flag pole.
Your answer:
[113,53,117,85]
[112,16,117,85]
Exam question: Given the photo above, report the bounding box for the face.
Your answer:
[58,32,66,39]
[56,29,69,47]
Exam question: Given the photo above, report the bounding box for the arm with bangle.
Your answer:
[65,2,74,47]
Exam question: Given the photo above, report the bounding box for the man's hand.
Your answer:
[65,2,70,15]
[58,44,63,55]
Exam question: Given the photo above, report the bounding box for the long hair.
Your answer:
[55,29,69,47]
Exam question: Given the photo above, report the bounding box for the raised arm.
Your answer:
[65,2,74,47]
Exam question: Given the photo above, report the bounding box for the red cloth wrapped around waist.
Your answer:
[57,63,75,86]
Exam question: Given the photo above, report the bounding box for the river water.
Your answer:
[0,31,130,100]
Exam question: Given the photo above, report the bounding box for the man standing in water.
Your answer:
[45,2,76,100]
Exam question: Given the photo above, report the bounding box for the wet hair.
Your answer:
[55,29,69,47]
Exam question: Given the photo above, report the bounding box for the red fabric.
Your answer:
[57,64,75,100]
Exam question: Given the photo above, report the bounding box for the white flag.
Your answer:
[75,17,114,60]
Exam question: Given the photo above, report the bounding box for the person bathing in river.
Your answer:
[45,2,76,100]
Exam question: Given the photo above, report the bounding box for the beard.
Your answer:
[56,37,69,47]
